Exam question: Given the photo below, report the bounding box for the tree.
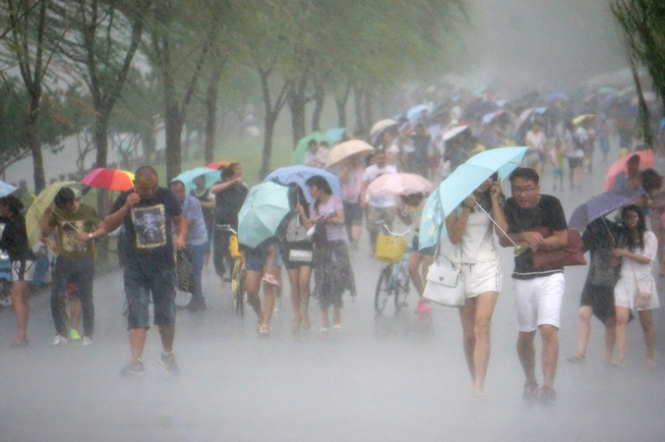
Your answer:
[612,0,665,148]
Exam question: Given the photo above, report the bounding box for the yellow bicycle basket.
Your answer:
[375,235,408,264]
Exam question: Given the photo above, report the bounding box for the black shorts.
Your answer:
[580,281,616,323]
[279,242,314,270]
[567,157,583,170]
[412,235,435,257]
[343,201,363,228]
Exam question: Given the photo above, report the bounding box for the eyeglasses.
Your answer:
[624,214,639,220]
[511,186,537,195]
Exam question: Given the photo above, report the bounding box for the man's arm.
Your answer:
[359,180,370,209]
[540,229,568,251]
[210,178,241,195]
[173,213,188,250]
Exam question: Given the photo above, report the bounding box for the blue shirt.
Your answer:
[182,195,209,246]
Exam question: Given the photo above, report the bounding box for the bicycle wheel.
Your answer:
[394,265,411,312]
[374,265,393,314]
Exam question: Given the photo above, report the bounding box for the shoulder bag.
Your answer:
[531,227,586,268]
[423,224,465,308]
[630,260,653,310]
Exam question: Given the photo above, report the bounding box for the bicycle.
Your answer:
[374,222,413,314]
[217,224,245,316]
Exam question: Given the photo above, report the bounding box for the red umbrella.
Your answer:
[81,168,134,191]
[603,150,655,191]
[205,161,234,170]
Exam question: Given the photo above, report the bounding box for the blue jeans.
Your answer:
[188,243,207,302]
[124,262,176,330]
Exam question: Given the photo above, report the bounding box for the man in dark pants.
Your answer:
[81,166,187,376]
[42,187,101,347]
[210,162,247,288]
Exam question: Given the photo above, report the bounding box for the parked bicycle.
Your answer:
[374,221,413,314]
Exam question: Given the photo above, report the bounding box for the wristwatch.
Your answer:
[88,233,93,240]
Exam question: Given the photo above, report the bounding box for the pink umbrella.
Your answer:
[367,173,434,197]
[603,149,655,191]
[516,108,536,129]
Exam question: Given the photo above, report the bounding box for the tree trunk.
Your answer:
[260,115,276,180]
[354,87,365,134]
[164,103,183,182]
[289,91,307,146]
[311,83,325,132]
[204,61,224,165]
[335,83,351,128]
[26,113,45,191]
[364,90,374,131]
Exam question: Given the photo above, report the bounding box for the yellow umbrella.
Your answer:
[26,181,81,247]
[325,140,375,168]
[573,114,595,125]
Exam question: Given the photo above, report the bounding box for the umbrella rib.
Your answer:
[474,202,519,249]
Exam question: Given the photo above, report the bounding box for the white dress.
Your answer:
[614,231,660,310]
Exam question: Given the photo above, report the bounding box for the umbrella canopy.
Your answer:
[604,149,655,191]
[26,181,82,247]
[418,147,528,250]
[171,167,221,193]
[573,114,595,125]
[326,140,374,168]
[482,110,504,125]
[237,182,292,249]
[569,189,645,231]
[81,168,134,191]
[264,165,341,204]
[0,181,18,198]
[516,107,547,130]
[406,104,431,120]
[325,128,346,145]
[370,119,398,145]
[545,91,567,102]
[205,161,234,170]
[367,173,433,198]
[290,132,332,165]
[443,125,470,142]
[418,189,446,250]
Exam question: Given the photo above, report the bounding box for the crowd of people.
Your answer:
[1,85,664,405]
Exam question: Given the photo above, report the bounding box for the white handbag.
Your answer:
[422,226,465,308]
[289,249,313,263]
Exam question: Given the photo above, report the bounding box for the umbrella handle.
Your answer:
[474,202,521,254]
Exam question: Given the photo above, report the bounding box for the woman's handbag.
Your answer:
[289,249,313,263]
[630,260,653,310]
[422,224,465,308]
[176,249,195,293]
[531,227,586,268]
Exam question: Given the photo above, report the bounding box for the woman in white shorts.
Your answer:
[612,205,659,369]
[442,174,509,398]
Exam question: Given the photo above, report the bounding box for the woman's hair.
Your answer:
[305,175,332,212]
[287,183,309,218]
[400,193,424,207]
[621,204,646,251]
[641,168,662,193]
[475,172,504,212]
[0,194,24,216]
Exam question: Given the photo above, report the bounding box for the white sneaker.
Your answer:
[81,337,93,347]
[51,335,68,346]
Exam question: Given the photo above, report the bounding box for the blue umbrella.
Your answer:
[569,189,645,231]
[238,182,291,249]
[407,104,431,120]
[545,91,567,102]
[171,167,221,193]
[0,181,17,198]
[419,147,528,251]
[325,128,346,145]
[264,165,341,204]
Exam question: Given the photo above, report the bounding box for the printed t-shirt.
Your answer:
[48,203,101,259]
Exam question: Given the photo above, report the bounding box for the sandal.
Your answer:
[262,274,280,287]
[566,355,586,364]
[644,359,657,370]
[333,323,341,330]
[301,316,311,332]
[9,336,29,350]
[611,357,625,369]
[258,325,270,336]
[319,326,329,333]
[291,319,301,332]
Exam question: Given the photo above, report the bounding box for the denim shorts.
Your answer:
[123,263,176,330]
[246,245,282,272]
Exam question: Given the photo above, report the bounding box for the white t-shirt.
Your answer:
[619,231,658,282]
[439,208,499,263]
[362,164,397,208]
[526,131,545,152]
[567,128,585,158]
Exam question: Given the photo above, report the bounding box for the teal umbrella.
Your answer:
[172,167,221,193]
[325,128,346,145]
[419,147,528,250]
[290,131,332,165]
[238,182,292,249]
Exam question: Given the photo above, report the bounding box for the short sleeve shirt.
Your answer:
[310,195,345,241]
[182,195,209,247]
[112,187,182,269]
[504,194,568,279]
[48,204,101,259]
[214,183,248,228]
[362,164,397,208]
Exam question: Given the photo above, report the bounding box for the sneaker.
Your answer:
[416,299,432,312]
[539,386,557,405]
[69,329,82,341]
[120,359,145,377]
[523,381,539,403]
[160,352,181,375]
[187,298,207,311]
[81,337,93,347]
[51,335,68,346]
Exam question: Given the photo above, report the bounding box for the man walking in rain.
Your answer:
[81,166,187,376]
[501,167,568,404]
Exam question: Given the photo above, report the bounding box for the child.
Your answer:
[550,139,566,191]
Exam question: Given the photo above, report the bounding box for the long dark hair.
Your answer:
[305,175,332,212]
[474,172,504,213]
[0,195,24,217]
[621,204,646,251]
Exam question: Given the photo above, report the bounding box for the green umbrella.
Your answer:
[290,131,332,165]
[26,181,82,247]
[237,182,292,249]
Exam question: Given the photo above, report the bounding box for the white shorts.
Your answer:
[461,259,502,299]
[614,277,660,311]
[513,273,565,332]
[11,260,36,282]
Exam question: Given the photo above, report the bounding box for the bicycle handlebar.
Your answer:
[374,221,413,237]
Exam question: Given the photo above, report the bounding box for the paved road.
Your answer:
[1,159,664,442]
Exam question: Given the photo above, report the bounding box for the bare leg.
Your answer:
[11,280,29,342]
[333,306,341,327]
[539,324,559,389]
[472,291,499,396]
[287,268,302,322]
[352,225,362,243]
[128,328,148,362]
[321,306,330,329]
[299,266,312,328]
[614,306,630,362]
[261,272,276,328]
[244,270,264,323]
[407,252,425,297]
[517,331,537,384]
[458,297,477,382]
[604,316,616,362]
[638,309,656,363]
[158,325,175,353]
[573,306,592,358]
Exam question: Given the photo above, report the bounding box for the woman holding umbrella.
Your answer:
[301,176,356,331]
[442,173,508,398]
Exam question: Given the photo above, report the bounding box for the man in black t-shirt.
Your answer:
[210,163,248,286]
[82,166,187,376]
[501,167,568,404]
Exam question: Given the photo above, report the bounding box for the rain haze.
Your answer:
[1,0,664,441]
